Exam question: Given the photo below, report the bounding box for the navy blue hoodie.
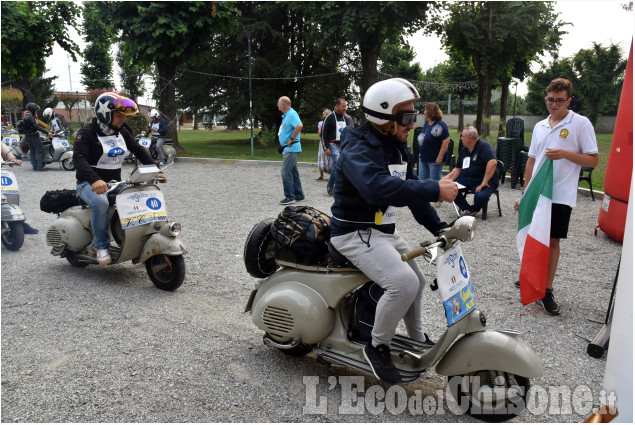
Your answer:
[330,122,447,237]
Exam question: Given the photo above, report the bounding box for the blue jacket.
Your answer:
[330,123,448,237]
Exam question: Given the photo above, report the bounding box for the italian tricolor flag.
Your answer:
[516,158,553,305]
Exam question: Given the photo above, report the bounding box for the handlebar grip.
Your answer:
[401,247,427,262]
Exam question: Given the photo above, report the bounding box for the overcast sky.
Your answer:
[45,0,633,102]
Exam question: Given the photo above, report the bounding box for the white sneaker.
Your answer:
[96,249,111,265]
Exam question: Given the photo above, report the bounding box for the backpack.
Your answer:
[270,205,331,265]
[347,281,385,343]
[40,189,82,214]
[16,119,27,134]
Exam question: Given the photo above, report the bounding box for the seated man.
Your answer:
[330,78,458,383]
[443,126,498,216]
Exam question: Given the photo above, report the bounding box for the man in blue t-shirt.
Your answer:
[442,126,498,216]
[277,96,305,205]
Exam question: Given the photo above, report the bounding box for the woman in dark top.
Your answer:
[417,103,450,182]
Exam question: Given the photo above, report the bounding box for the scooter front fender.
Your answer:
[138,233,186,263]
[60,150,73,161]
[435,331,543,378]
[1,203,25,221]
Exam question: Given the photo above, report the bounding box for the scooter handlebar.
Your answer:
[401,247,427,262]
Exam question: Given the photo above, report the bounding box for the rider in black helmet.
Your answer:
[23,103,52,171]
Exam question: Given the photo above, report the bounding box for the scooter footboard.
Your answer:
[435,331,543,378]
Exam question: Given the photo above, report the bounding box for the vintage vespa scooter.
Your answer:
[1,161,26,251]
[244,216,543,422]
[43,161,186,290]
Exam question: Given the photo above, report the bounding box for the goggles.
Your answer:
[362,106,419,126]
[111,97,138,115]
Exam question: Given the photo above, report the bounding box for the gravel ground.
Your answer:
[1,157,622,423]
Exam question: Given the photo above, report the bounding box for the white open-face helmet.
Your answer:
[149,109,160,119]
[43,107,53,119]
[362,78,420,136]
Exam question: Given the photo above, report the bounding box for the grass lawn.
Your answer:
[177,128,611,191]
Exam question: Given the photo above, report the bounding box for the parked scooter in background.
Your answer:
[244,216,543,422]
[2,128,26,160]
[125,132,177,166]
[42,130,75,171]
[9,130,75,171]
[43,160,187,290]
[1,161,26,251]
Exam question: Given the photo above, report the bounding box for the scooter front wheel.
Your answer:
[1,221,24,251]
[61,157,75,171]
[145,254,185,291]
[448,371,530,422]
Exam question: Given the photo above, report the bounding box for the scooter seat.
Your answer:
[327,241,357,269]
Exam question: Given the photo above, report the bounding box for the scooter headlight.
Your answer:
[168,222,181,236]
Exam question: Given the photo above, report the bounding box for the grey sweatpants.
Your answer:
[331,228,427,347]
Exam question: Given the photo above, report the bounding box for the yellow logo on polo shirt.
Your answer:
[559,129,569,139]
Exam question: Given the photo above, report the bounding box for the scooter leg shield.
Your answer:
[138,233,185,263]
[435,331,544,379]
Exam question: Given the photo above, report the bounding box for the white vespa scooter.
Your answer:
[1,161,26,251]
[244,216,543,422]
[43,162,186,290]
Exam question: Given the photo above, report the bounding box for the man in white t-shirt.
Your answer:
[513,78,598,315]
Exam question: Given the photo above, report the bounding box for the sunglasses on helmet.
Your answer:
[362,106,419,126]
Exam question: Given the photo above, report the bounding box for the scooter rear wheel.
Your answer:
[448,371,530,422]
[1,221,24,251]
[146,254,185,291]
[244,218,278,278]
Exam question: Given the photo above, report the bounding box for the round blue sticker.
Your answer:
[1,176,13,186]
[146,197,161,210]
[107,147,125,157]
[459,257,468,278]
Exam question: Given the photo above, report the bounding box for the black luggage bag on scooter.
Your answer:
[40,189,82,214]
[270,205,331,266]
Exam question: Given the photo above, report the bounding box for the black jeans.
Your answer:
[25,134,44,170]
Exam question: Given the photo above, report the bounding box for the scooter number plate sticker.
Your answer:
[139,138,152,148]
[1,170,19,195]
[116,189,167,229]
[436,244,475,326]
[2,135,19,146]
[52,138,69,149]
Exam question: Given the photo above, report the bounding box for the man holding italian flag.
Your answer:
[513,78,599,315]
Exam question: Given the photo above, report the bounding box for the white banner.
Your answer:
[436,244,475,326]
[116,189,167,229]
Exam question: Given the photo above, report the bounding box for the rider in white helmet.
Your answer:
[42,107,66,134]
[329,78,458,384]
[147,109,168,166]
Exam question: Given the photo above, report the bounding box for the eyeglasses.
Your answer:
[545,97,569,106]
[112,98,138,115]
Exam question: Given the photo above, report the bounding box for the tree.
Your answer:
[57,92,83,122]
[116,41,147,103]
[433,1,564,136]
[572,42,627,125]
[80,1,114,90]
[102,1,237,151]
[1,87,23,126]
[525,57,581,114]
[1,1,81,105]
[379,42,424,82]
[305,2,436,93]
